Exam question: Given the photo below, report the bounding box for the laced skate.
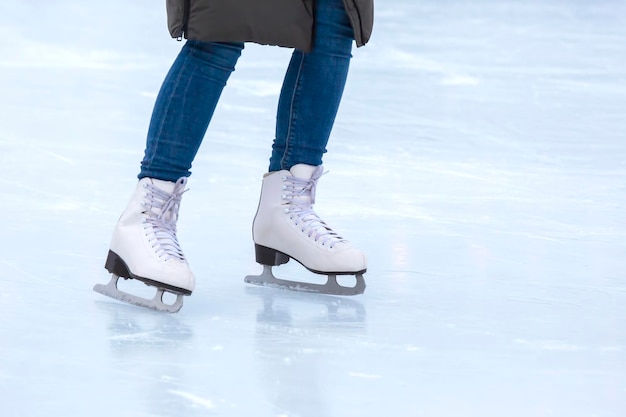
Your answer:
[94,177,195,313]
[245,164,367,295]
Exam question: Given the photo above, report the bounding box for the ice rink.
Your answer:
[1,0,625,416]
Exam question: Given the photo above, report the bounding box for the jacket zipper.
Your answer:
[177,0,191,41]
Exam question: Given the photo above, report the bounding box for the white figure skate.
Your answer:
[245,164,367,295]
[94,177,195,313]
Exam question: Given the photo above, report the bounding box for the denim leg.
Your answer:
[269,0,354,172]
[139,41,244,181]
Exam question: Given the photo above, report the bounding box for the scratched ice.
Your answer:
[0,1,625,416]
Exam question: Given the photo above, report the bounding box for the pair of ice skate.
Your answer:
[94,164,367,313]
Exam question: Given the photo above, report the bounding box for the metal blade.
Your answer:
[93,274,184,314]
[244,265,366,296]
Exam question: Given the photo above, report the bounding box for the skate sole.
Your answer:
[246,245,367,296]
[253,244,367,276]
[104,250,192,296]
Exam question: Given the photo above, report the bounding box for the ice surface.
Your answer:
[1,0,625,416]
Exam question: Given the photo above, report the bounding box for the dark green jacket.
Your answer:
[166,0,374,52]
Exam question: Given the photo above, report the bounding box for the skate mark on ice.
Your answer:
[168,390,215,409]
[348,372,382,379]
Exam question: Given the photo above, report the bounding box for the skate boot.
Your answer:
[93,177,195,313]
[245,164,367,295]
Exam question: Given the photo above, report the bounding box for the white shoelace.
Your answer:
[141,178,188,262]
[282,171,347,249]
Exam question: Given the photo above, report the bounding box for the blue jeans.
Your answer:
[140,0,354,181]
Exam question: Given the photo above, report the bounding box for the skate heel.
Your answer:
[255,244,289,266]
[104,250,131,278]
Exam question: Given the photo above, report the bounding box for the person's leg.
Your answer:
[99,41,244,312]
[140,40,244,181]
[269,0,354,171]
[250,0,366,292]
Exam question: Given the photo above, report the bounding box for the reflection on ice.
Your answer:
[96,301,193,349]
[250,287,366,417]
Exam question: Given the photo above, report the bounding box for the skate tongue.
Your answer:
[139,177,189,262]
[142,177,188,223]
[289,164,322,180]
[150,177,184,194]
[288,165,324,205]
[283,166,345,247]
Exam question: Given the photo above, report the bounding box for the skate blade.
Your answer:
[244,265,366,296]
[93,274,184,314]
